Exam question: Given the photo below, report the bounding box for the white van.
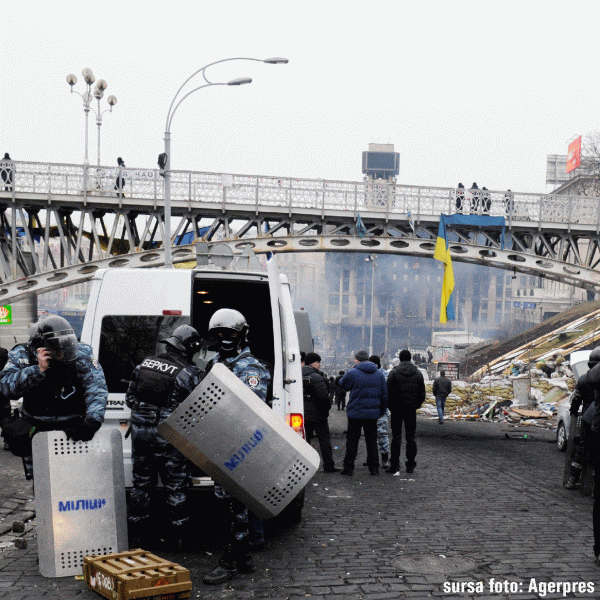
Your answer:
[80,255,306,521]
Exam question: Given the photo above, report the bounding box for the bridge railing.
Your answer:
[2,161,599,228]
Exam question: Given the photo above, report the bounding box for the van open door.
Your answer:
[267,256,304,436]
[267,255,307,524]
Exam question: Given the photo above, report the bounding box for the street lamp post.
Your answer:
[161,56,288,268]
[365,254,377,355]
[67,68,117,166]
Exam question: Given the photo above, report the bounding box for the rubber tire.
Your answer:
[557,421,568,452]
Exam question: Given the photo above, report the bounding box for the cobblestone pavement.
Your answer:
[0,410,598,599]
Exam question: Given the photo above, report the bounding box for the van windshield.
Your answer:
[98,315,190,393]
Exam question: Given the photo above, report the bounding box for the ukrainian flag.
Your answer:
[433,217,455,323]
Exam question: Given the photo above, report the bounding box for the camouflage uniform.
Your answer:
[376,410,390,454]
[126,354,203,535]
[205,347,271,565]
[0,343,108,478]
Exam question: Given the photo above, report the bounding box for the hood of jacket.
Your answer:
[395,361,420,377]
[355,361,377,374]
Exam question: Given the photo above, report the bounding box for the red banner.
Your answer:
[566,136,582,173]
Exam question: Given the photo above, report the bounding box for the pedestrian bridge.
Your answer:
[1,160,599,302]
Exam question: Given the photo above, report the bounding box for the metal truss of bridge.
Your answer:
[1,160,600,303]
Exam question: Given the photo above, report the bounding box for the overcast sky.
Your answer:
[2,1,599,195]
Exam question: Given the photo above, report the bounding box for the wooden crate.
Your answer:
[83,549,192,600]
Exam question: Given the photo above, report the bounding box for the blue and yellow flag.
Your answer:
[433,217,455,323]
[432,214,506,323]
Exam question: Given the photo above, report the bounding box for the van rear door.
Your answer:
[267,257,303,433]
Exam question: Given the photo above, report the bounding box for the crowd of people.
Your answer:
[6,313,600,578]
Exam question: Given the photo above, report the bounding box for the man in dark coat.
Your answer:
[302,352,338,473]
[386,349,426,475]
[338,349,387,476]
[334,370,347,410]
[432,369,452,424]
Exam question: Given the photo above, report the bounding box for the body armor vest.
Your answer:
[21,345,85,419]
[135,353,189,407]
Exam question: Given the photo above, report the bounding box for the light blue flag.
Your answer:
[355,213,367,238]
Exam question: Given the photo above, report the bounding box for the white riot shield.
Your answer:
[32,428,128,578]
[157,363,320,519]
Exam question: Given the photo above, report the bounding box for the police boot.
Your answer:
[381,453,390,470]
[564,465,582,490]
[202,558,238,585]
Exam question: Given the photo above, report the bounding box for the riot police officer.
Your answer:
[202,308,272,585]
[0,315,108,479]
[564,348,600,489]
[126,324,203,549]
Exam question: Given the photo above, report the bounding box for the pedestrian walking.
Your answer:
[334,370,347,410]
[125,325,203,550]
[386,349,425,475]
[0,316,108,480]
[432,369,452,424]
[338,350,387,476]
[302,352,339,473]
[202,308,272,585]
[1,153,13,191]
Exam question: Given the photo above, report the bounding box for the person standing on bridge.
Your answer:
[1,153,13,191]
[115,157,126,198]
[455,183,465,214]
[469,182,480,213]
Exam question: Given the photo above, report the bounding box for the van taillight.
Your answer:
[162,310,182,315]
[287,413,305,438]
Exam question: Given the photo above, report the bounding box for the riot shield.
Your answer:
[33,428,128,577]
[158,362,320,519]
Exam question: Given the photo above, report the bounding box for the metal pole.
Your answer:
[164,131,173,268]
[83,91,90,166]
[369,256,375,355]
[96,97,102,167]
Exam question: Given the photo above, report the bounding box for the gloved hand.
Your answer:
[66,417,101,442]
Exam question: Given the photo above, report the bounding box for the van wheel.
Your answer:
[557,422,568,452]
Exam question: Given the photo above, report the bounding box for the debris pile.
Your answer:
[419,372,574,428]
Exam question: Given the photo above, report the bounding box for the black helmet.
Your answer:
[161,325,201,357]
[33,315,78,362]
[589,346,600,369]
[208,308,249,357]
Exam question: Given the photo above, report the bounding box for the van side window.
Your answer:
[98,315,189,393]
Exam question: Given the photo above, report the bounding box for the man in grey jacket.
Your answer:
[432,370,452,424]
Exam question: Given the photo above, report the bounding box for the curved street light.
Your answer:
[160,57,288,268]
[67,68,117,166]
